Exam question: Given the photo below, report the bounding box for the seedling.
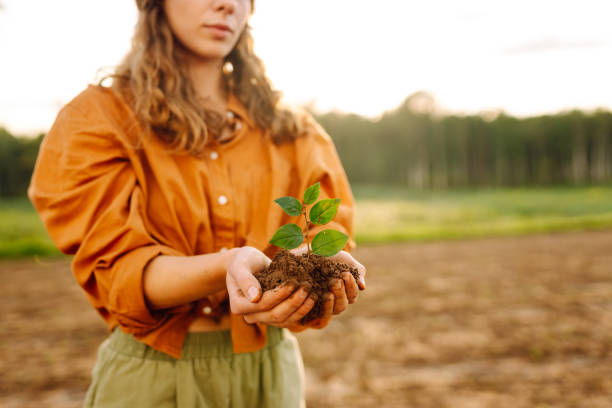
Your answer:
[269,182,349,258]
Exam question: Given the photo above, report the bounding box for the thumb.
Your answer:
[228,257,265,303]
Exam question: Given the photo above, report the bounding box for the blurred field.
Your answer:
[1,230,611,407]
[353,184,612,243]
[3,184,612,257]
[0,198,60,257]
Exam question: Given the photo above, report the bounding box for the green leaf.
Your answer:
[311,229,348,257]
[274,196,302,217]
[303,182,320,205]
[309,198,340,225]
[269,223,304,249]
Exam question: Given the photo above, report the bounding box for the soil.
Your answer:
[256,250,360,323]
[2,230,612,407]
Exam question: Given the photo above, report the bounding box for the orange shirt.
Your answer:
[28,84,356,359]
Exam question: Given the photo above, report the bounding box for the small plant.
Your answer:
[269,182,349,258]
[259,182,359,323]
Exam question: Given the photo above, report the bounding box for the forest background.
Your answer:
[4,91,612,196]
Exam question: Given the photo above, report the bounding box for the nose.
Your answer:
[213,0,236,14]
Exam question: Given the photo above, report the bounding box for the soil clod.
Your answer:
[257,250,360,323]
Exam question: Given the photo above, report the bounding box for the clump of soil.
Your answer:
[257,250,360,323]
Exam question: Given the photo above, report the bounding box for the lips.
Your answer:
[205,24,233,33]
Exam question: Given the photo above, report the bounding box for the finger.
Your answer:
[284,294,316,326]
[308,293,334,329]
[357,267,367,291]
[286,323,308,333]
[329,251,367,290]
[227,272,251,313]
[230,281,296,315]
[228,260,265,303]
[342,272,359,304]
[243,287,310,326]
[330,279,348,315]
[229,249,272,302]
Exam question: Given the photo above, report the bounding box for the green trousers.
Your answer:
[84,326,305,408]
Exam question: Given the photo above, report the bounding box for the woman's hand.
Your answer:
[287,246,367,331]
[226,246,316,328]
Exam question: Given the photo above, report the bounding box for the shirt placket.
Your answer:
[206,141,235,253]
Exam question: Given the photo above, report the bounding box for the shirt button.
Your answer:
[210,151,218,160]
[218,195,228,205]
[202,306,212,315]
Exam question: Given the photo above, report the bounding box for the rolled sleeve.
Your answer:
[106,245,182,333]
[29,98,184,335]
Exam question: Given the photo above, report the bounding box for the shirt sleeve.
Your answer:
[296,113,357,253]
[28,98,184,336]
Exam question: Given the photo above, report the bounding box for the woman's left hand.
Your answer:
[287,246,366,331]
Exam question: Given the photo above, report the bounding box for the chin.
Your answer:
[183,41,233,61]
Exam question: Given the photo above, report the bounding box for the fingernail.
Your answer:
[332,280,342,290]
[359,277,366,289]
[247,287,259,301]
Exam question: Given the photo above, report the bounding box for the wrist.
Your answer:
[222,247,241,270]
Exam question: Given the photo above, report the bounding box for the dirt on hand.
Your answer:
[256,250,360,323]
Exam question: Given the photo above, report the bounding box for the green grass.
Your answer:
[2,185,612,257]
[353,184,612,244]
[0,198,64,258]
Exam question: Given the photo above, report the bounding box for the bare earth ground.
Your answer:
[1,231,611,408]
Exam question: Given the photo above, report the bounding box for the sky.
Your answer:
[1,0,612,135]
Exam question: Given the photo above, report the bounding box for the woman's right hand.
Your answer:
[225,246,316,328]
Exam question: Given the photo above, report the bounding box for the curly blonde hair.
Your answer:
[104,0,302,156]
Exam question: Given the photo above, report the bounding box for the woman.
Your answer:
[28,0,366,406]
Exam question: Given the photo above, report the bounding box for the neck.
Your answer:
[184,56,228,112]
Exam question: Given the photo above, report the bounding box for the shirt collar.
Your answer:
[227,93,255,129]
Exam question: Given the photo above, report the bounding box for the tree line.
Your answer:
[316,92,612,188]
[0,128,43,198]
[1,92,612,198]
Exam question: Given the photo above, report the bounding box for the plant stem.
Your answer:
[302,207,311,259]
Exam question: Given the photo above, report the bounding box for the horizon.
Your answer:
[6,91,612,138]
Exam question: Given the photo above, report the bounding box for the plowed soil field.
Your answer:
[2,231,611,407]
